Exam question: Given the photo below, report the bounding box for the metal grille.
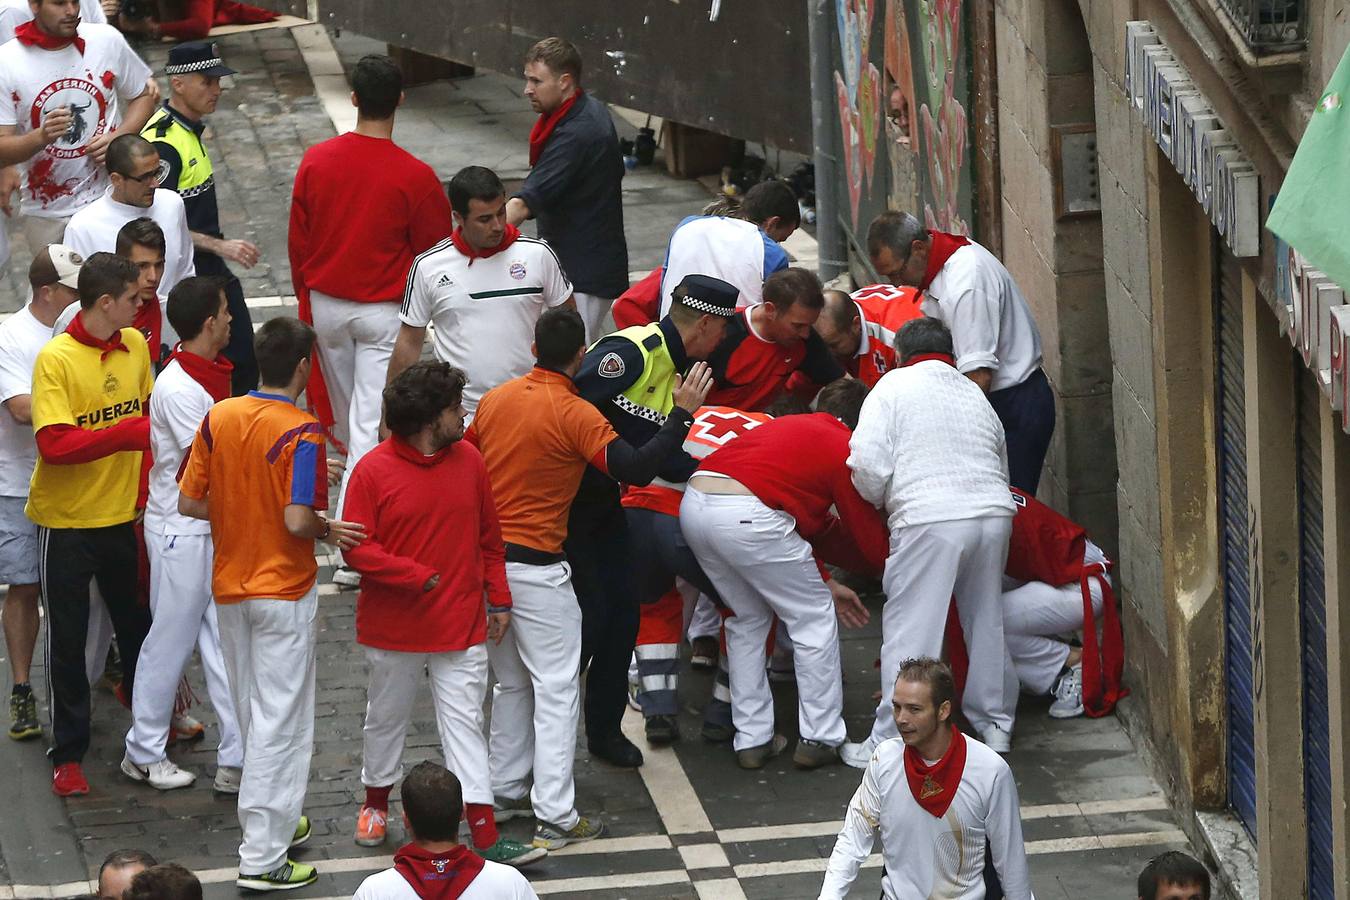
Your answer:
[1216,0,1307,54]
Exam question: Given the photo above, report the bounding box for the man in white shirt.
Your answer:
[0,244,80,742]
[122,276,243,794]
[353,761,539,900]
[867,210,1054,495]
[388,164,575,418]
[64,135,194,308]
[658,179,799,317]
[0,0,109,43]
[847,317,1018,757]
[819,658,1034,900]
[0,0,157,253]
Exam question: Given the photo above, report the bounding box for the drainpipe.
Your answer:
[807,0,847,281]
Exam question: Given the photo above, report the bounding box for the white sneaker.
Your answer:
[121,754,196,790]
[978,724,1012,754]
[1049,662,1085,719]
[332,566,361,588]
[214,765,242,794]
[840,739,875,769]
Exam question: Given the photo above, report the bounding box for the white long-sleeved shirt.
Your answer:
[819,736,1035,900]
[63,187,196,302]
[922,242,1042,392]
[848,361,1015,531]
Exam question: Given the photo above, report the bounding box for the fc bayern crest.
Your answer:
[598,352,625,378]
[509,260,527,280]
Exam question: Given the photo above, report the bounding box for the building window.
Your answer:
[1215,0,1307,54]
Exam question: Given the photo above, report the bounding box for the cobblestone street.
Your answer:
[0,20,1198,900]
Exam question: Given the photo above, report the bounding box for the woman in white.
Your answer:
[819,658,1034,900]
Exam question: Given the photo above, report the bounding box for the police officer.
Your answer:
[570,274,739,767]
[143,41,258,394]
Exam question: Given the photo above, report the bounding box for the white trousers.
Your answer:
[680,489,846,751]
[687,592,721,641]
[361,643,492,804]
[1004,576,1105,695]
[873,516,1016,743]
[573,292,613,346]
[126,532,242,767]
[308,291,401,518]
[216,587,318,875]
[487,561,581,828]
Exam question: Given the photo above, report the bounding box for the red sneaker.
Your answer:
[113,682,131,710]
[53,762,90,797]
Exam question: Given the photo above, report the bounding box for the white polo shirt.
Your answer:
[400,235,572,414]
[920,241,1042,393]
[0,305,54,498]
[143,358,212,537]
[659,215,789,317]
[353,862,537,900]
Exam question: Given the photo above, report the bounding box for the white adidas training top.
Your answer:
[819,736,1035,900]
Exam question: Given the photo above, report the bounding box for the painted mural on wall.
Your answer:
[883,0,974,235]
[834,0,883,225]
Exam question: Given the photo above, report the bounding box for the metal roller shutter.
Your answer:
[1296,367,1331,898]
[1215,247,1258,838]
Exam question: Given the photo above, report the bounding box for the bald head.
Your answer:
[814,289,862,360]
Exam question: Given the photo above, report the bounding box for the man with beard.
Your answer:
[819,658,1034,899]
[341,361,542,868]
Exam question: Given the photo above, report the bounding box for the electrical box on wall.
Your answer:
[1052,124,1101,219]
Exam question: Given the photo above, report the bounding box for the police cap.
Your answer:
[673,274,738,317]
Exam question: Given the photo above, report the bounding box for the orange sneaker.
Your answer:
[169,713,205,743]
[355,806,387,847]
[53,762,90,797]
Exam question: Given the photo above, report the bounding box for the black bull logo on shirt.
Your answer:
[63,101,92,145]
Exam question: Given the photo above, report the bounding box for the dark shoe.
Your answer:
[689,636,719,671]
[644,714,680,746]
[792,738,841,770]
[700,720,736,744]
[588,732,643,768]
[8,686,40,741]
[737,734,788,770]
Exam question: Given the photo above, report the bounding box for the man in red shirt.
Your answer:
[812,285,924,387]
[341,360,543,869]
[680,379,887,770]
[288,54,453,588]
[706,267,844,412]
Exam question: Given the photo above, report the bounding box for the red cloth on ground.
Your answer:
[15,20,84,53]
[904,725,968,818]
[393,844,484,900]
[289,132,454,429]
[157,0,277,41]
[342,435,511,653]
[167,347,233,403]
[528,90,582,166]
[463,803,498,850]
[449,223,520,264]
[919,231,970,291]
[36,419,150,464]
[697,413,888,571]
[611,267,663,329]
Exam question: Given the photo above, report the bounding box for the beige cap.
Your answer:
[30,244,84,290]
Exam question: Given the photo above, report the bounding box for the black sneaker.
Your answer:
[588,732,643,768]
[8,686,40,741]
[644,714,680,746]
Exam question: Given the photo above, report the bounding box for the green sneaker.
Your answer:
[8,687,41,741]
[532,814,605,850]
[290,816,311,848]
[236,859,317,892]
[478,837,547,868]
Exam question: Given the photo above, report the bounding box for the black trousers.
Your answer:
[623,506,721,606]
[38,523,150,765]
[987,366,1056,496]
[195,251,258,395]
[565,489,638,742]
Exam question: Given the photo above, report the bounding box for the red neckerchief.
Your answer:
[168,346,234,403]
[134,296,163,363]
[15,20,85,54]
[450,223,520,266]
[528,90,582,165]
[389,432,457,467]
[904,725,968,818]
[66,312,130,361]
[392,844,484,900]
[919,231,970,291]
[900,352,956,368]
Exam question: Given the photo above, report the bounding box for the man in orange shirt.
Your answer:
[178,317,365,892]
[468,307,711,850]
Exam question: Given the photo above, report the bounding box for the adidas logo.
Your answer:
[436,274,452,287]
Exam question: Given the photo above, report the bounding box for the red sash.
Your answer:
[528,91,582,166]
[904,725,967,818]
[919,231,969,291]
